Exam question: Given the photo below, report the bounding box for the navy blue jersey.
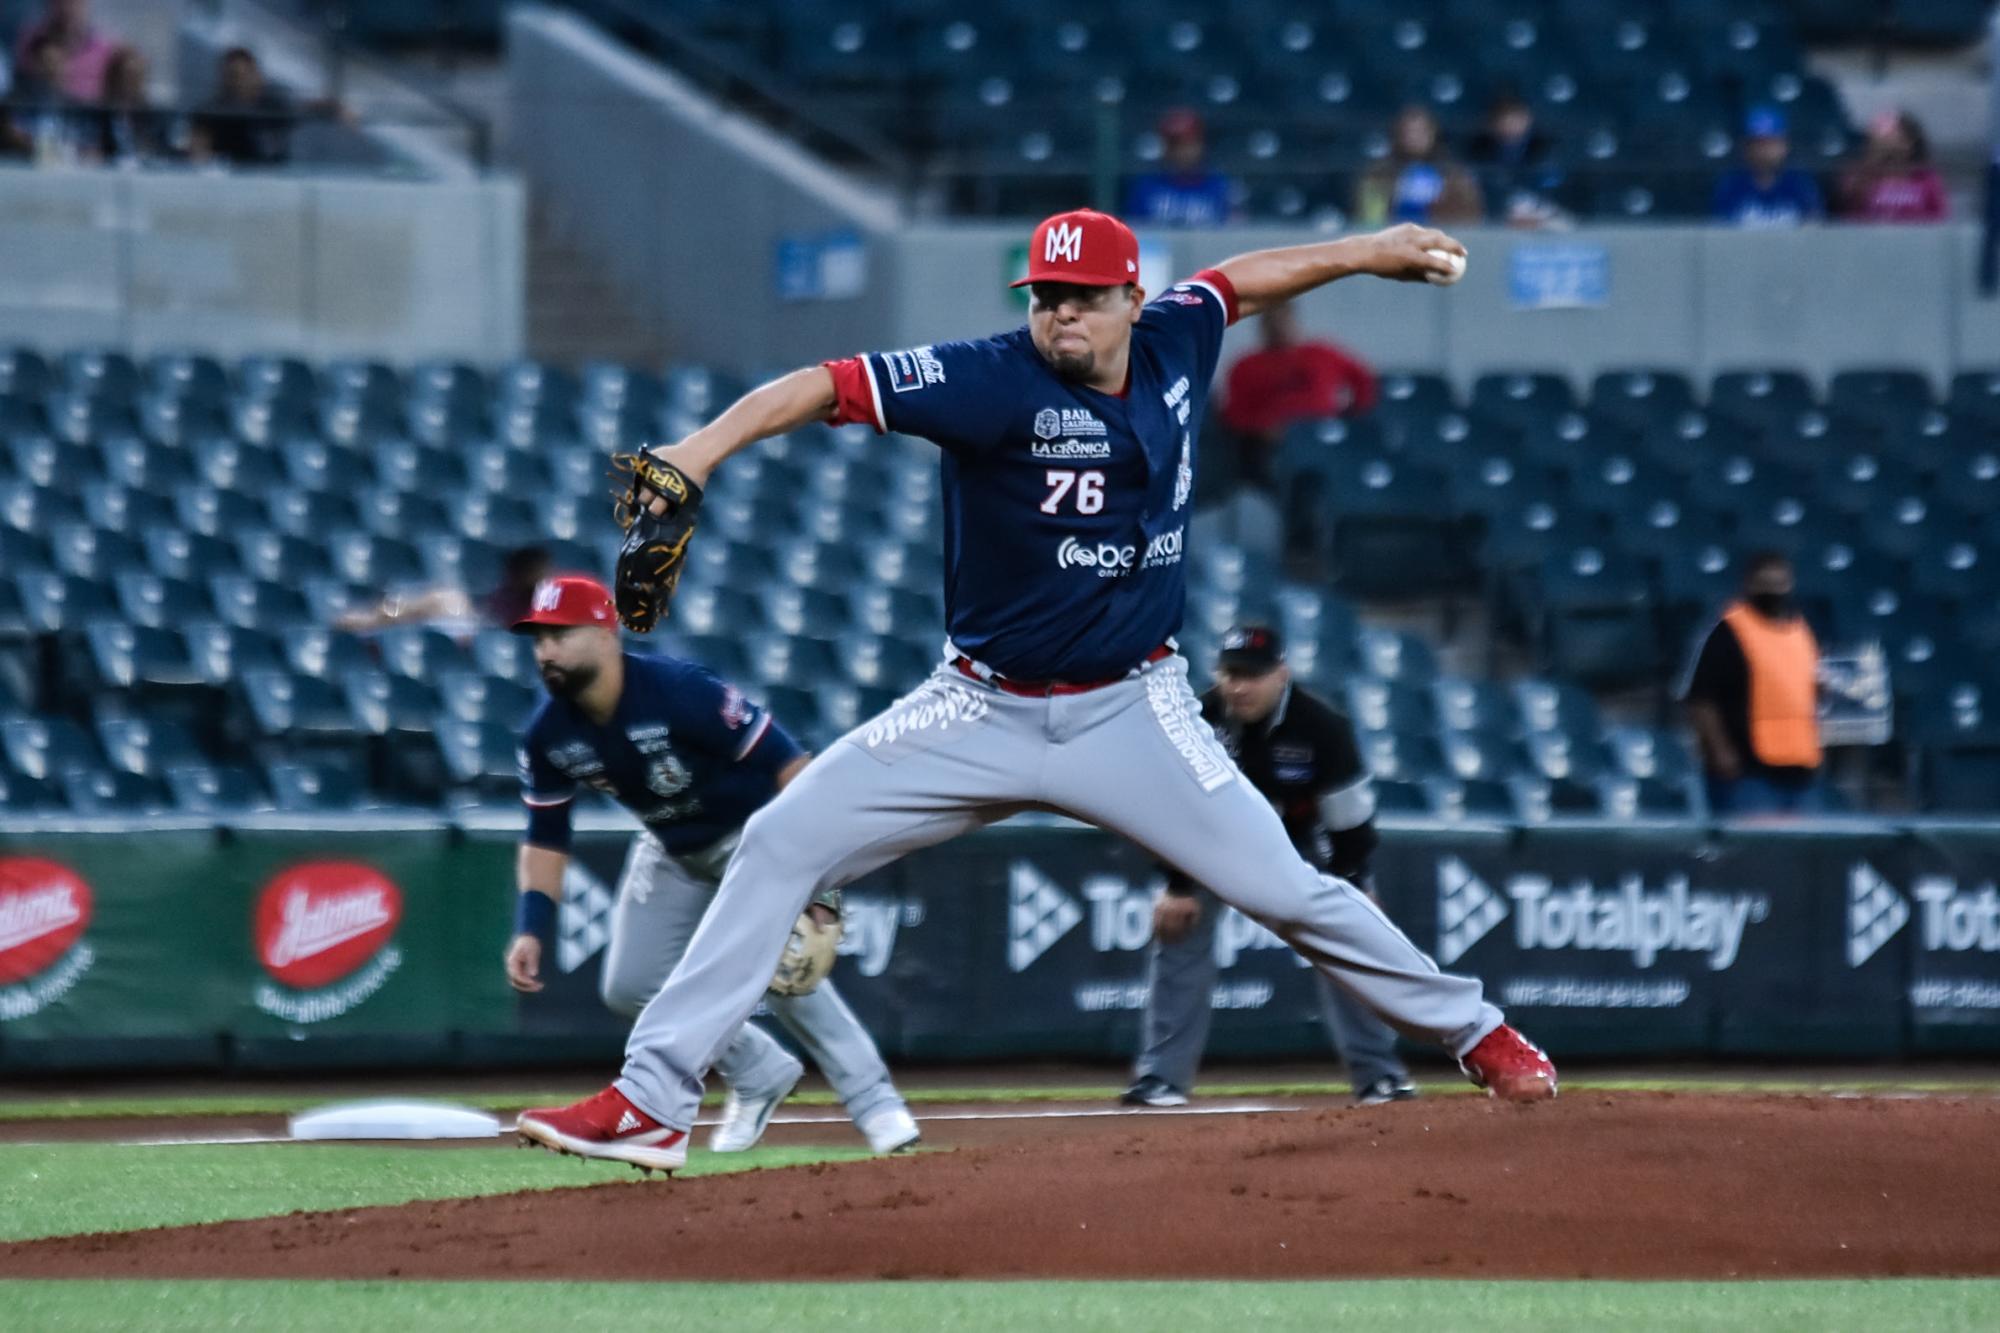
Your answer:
[518,652,803,854]
[833,272,1237,681]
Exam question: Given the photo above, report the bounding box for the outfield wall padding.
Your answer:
[0,818,1993,1071]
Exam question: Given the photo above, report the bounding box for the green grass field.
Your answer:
[3,1078,1997,1330]
[3,1278,1998,1331]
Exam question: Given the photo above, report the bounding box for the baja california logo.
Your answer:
[0,857,95,1019]
[1033,408,1060,440]
[253,862,403,1023]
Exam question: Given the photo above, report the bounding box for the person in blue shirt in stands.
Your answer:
[1124,108,1237,228]
[1712,106,1825,229]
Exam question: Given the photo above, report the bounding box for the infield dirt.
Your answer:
[5,1092,1998,1280]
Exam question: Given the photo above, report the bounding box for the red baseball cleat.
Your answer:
[1459,1025,1559,1102]
[517,1085,688,1173]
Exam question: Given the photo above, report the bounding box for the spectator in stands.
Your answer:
[94,46,180,165]
[2,30,93,163]
[1712,106,1824,229]
[11,0,118,102]
[1681,551,1825,816]
[1123,108,1236,228]
[336,545,554,641]
[191,47,306,167]
[1837,109,1949,223]
[1219,302,1377,490]
[1466,91,1564,228]
[1354,105,1484,228]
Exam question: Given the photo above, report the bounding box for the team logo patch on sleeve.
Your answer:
[720,685,754,729]
[885,346,946,393]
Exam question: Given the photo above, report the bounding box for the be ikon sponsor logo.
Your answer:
[1055,527,1183,576]
[1846,861,2000,967]
[0,856,95,1020]
[253,862,404,1024]
[1006,861,1290,973]
[1435,856,1769,971]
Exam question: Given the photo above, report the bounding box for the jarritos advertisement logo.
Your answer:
[0,857,95,1020]
[253,862,403,1023]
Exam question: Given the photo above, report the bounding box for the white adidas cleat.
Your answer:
[710,1064,803,1154]
[857,1104,922,1155]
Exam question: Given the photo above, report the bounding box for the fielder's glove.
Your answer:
[611,451,704,633]
[768,911,843,996]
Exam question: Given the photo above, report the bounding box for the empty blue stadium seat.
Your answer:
[164,762,268,814]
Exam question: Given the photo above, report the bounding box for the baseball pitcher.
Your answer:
[520,212,1556,1173]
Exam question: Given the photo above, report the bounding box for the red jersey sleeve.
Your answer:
[821,356,886,433]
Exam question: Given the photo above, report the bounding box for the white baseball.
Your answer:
[1425,249,1467,286]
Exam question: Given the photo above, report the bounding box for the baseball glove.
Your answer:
[610,451,704,633]
[768,911,843,996]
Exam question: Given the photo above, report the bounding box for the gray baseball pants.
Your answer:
[601,831,905,1126]
[617,656,1503,1129]
[1132,883,1411,1098]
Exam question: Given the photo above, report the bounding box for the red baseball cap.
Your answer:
[512,575,617,632]
[1011,209,1140,289]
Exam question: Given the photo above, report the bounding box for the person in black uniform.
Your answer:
[1123,624,1418,1108]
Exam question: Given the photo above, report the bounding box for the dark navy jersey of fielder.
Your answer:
[825,269,1239,682]
[517,652,803,855]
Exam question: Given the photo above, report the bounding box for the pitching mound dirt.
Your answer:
[6,1093,1998,1280]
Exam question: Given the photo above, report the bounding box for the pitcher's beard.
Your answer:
[1046,347,1095,381]
[539,661,598,698]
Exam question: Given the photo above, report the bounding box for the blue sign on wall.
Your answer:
[775,230,868,302]
[1508,243,1612,310]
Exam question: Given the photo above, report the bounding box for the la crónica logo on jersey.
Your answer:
[0,855,95,1020]
[252,861,403,1023]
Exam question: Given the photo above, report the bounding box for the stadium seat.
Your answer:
[238,671,357,747]
[283,439,376,494]
[164,762,269,814]
[208,576,310,632]
[85,621,200,694]
[1945,370,2000,427]
[182,621,285,686]
[264,761,367,812]
[1709,368,1815,424]
[432,670,537,728]
[1320,454,1462,597]
[81,482,176,535]
[1425,776,1519,821]
[2,714,102,782]
[93,714,204,778]
[1523,728,1610,784]
[61,768,171,816]
[836,633,934,691]
[193,437,284,493]
[147,351,230,404]
[1911,684,2000,811]
[13,571,114,633]
[433,718,519,801]
[45,523,144,582]
[0,764,63,811]
[1345,679,1436,736]
[174,484,265,539]
[0,345,52,398]
[374,627,473,682]
[1358,728,1445,785]
[473,629,539,687]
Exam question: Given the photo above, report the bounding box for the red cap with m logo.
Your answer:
[1012,209,1140,288]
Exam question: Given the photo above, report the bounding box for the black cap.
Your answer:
[1217,624,1284,672]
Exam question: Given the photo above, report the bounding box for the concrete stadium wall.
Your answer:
[506,5,899,373]
[0,166,524,362]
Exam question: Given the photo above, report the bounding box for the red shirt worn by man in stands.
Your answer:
[1220,303,1377,486]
